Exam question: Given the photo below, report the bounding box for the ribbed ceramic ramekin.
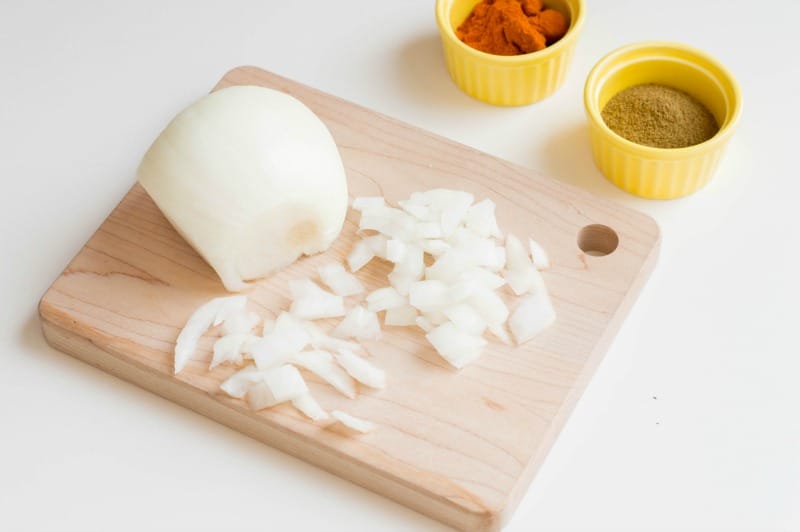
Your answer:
[435,0,585,106]
[584,42,742,199]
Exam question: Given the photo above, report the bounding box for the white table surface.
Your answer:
[2,1,798,530]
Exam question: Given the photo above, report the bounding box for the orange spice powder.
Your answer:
[456,0,568,56]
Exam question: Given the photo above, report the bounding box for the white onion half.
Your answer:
[138,86,348,292]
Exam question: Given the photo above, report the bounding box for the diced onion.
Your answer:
[249,312,310,370]
[366,286,406,312]
[335,349,386,389]
[408,280,451,312]
[529,237,551,270]
[262,364,308,404]
[330,410,375,433]
[347,240,375,272]
[352,196,385,213]
[425,322,487,369]
[384,305,418,327]
[509,292,556,344]
[465,198,502,239]
[333,305,381,340]
[443,303,487,336]
[211,333,258,369]
[289,279,345,320]
[318,263,365,296]
[174,295,247,374]
[290,350,357,399]
[220,365,263,399]
[291,393,329,421]
[221,311,260,335]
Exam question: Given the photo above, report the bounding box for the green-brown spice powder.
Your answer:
[601,84,720,149]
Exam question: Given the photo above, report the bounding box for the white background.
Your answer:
[2,1,798,530]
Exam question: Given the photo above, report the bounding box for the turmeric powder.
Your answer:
[456,0,568,56]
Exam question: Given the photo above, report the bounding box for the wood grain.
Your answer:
[38,66,659,531]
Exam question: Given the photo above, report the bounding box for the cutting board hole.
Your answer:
[578,224,618,256]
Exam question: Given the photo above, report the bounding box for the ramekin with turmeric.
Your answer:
[436,0,585,106]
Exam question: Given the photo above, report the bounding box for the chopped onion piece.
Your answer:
[250,312,310,370]
[460,267,506,290]
[487,323,513,345]
[211,333,258,369]
[360,208,416,240]
[509,292,556,344]
[366,286,406,312]
[263,364,308,403]
[331,410,375,433]
[364,234,388,259]
[398,199,432,221]
[413,222,443,239]
[420,239,450,257]
[352,196,385,213]
[529,237,551,270]
[231,364,309,411]
[443,304,487,336]
[409,189,474,211]
[424,310,448,325]
[291,350,357,398]
[484,246,506,272]
[261,318,275,335]
[221,311,260,335]
[408,189,474,237]
[291,393,329,421]
[426,322,487,369]
[504,234,545,295]
[289,279,345,320]
[408,280,451,312]
[247,382,278,410]
[505,234,529,271]
[301,321,362,353]
[393,243,424,278]
[425,248,470,281]
[174,295,247,374]
[468,287,509,326]
[240,335,261,354]
[347,239,375,272]
[220,365,262,399]
[416,316,435,332]
[333,305,381,340]
[505,265,546,296]
[385,239,407,263]
[388,270,415,296]
[465,198,502,238]
[335,349,386,389]
[384,305,418,327]
[318,263,365,296]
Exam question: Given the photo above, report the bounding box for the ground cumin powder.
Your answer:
[601,84,719,149]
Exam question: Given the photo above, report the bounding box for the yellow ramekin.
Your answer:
[584,42,742,199]
[435,0,585,106]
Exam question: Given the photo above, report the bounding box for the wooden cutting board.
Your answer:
[39,66,659,531]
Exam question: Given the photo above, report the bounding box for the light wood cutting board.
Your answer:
[39,66,660,531]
